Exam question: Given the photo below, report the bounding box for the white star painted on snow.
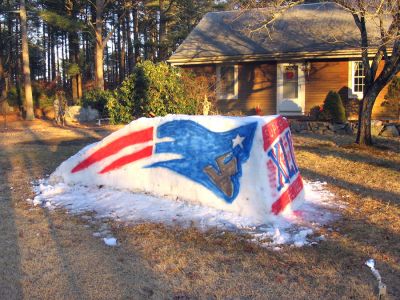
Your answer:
[232,134,245,149]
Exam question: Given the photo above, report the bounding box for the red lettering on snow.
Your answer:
[271,175,304,215]
[262,116,289,151]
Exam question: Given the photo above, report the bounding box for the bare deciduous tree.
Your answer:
[233,0,400,146]
[335,0,400,145]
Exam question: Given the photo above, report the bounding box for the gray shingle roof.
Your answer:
[169,2,383,64]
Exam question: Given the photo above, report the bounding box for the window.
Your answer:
[217,65,238,100]
[351,61,365,98]
[283,65,298,99]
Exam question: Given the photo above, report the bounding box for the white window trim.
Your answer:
[216,64,238,100]
[348,61,366,100]
[276,63,306,115]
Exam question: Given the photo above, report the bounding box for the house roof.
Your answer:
[169,2,384,65]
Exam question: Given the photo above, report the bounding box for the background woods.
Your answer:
[0,0,224,116]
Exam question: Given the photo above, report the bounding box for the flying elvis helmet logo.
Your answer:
[71,120,257,203]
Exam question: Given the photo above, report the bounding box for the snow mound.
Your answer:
[31,179,338,248]
[49,115,305,221]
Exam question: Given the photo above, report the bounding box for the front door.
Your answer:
[277,63,305,115]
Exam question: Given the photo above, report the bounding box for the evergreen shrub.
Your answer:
[107,74,136,124]
[133,61,199,116]
[322,91,347,123]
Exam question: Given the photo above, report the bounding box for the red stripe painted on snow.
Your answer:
[262,116,289,151]
[99,145,153,174]
[71,127,153,173]
[271,174,304,215]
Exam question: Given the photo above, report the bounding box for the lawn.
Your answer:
[0,120,399,299]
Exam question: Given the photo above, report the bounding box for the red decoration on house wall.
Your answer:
[286,71,294,80]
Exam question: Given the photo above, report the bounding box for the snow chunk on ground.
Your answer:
[31,179,339,249]
[103,237,118,247]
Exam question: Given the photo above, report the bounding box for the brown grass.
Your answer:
[0,120,399,299]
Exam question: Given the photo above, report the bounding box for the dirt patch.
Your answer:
[1,121,399,299]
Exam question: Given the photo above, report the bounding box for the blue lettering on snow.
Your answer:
[267,130,299,191]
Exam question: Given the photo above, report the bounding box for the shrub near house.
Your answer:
[83,61,213,124]
[322,91,347,123]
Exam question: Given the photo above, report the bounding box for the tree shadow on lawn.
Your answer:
[296,144,400,173]
[2,121,398,298]
[298,165,400,297]
[0,123,173,298]
[295,132,400,154]
[0,146,23,299]
[301,166,400,206]
[115,218,400,298]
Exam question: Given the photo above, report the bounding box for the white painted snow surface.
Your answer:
[49,115,304,222]
[31,179,339,248]
[103,237,118,247]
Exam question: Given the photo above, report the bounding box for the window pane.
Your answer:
[220,66,235,96]
[283,66,298,99]
[353,62,365,94]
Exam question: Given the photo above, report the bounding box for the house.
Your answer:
[168,2,398,119]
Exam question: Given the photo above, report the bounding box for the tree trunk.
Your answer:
[95,0,105,90]
[0,54,9,128]
[158,0,167,61]
[20,0,34,120]
[47,25,51,81]
[356,82,386,145]
[15,17,22,108]
[0,55,9,102]
[120,8,126,82]
[69,29,81,102]
[126,11,134,73]
[50,27,56,82]
[356,98,372,145]
[42,22,47,81]
[133,8,140,64]
[95,42,104,90]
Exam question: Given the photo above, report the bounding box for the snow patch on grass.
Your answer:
[31,180,339,249]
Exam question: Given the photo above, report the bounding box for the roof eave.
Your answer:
[168,49,387,66]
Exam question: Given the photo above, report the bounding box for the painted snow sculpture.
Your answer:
[50,115,304,221]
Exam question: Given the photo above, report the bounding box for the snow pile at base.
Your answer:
[31,179,338,248]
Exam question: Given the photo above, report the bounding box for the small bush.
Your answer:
[133,61,200,117]
[107,74,136,124]
[81,89,114,117]
[100,61,216,124]
[309,105,322,120]
[7,87,23,107]
[180,71,216,115]
[322,91,347,123]
[32,81,57,108]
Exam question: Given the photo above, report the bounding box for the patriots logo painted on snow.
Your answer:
[147,120,257,203]
[71,120,257,203]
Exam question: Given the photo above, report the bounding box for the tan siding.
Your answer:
[305,61,349,112]
[238,62,277,115]
[180,61,397,119]
[182,63,277,115]
[373,62,399,119]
